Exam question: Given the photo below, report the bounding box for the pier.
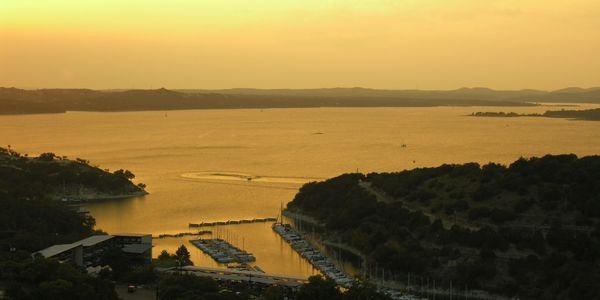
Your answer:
[190,238,256,264]
[272,223,354,288]
[189,217,277,228]
[153,230,212,239]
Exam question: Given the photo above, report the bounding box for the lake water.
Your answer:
[2,105,600,277]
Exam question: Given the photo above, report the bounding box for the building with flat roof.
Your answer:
[33,233,152,268]
[114,233,152,263]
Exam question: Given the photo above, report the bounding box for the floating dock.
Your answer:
[272,223,353,288]
[153,230,212,239]
[189,217,277,228]
[190,238,256,264]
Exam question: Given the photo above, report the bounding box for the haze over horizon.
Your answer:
[1,0,600,90]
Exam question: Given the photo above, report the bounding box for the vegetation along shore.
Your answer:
[287,154,600,299]
[471,108,600,121]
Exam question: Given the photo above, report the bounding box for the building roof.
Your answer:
[35,243,81,258]
[122,243,152,254]
[78,235,114,247]
[35,235,113,258]
[34,233,151,259]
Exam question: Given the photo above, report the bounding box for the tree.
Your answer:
[38,152,56,161]
[76,158,90,165]
[263,285,288,300]
[100,247,131,279]
[346,280,393,300]
[4,259,118,300]
[158,274,219,300]
[113,169,135,180]
[296,275,343,300]
[158,250,172,260]
[175,245,193,266]
[126,265,156,284]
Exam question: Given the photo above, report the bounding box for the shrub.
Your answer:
[490,209,517,223]
[468,207,491,220]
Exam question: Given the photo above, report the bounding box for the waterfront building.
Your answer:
[33,233,152,267]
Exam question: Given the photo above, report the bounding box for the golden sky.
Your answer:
[1,0,599,90]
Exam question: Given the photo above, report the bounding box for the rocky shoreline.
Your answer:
[55,190,148,203]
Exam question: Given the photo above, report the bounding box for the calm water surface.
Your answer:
[2,105,600,276]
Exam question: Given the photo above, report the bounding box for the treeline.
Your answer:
[471,112,522,117]
[543,108,600,120]
[288,155,600,299]
[471,108,600,121]
[154,273,391,300]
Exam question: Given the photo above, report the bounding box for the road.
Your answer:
[164,266,308,287]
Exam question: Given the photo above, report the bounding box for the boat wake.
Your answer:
[181,172,322,185]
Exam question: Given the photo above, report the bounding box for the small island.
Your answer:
[471,108,600,121]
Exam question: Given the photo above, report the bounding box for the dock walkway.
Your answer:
[189,217,277,228]
[190,238,256,264]
[272,223,353,288]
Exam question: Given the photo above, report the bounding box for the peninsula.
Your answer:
[286,154,600,299]
[0,147,147,201]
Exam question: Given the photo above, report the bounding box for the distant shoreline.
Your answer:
[4,86,600,115]
[11,86,600,115]
[0,102,539,116]
[59,190,149,204]
[470,108,600,121]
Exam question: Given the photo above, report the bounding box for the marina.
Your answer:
[189,217,277,228]
[272,223,354,288]
[190,238,256,264]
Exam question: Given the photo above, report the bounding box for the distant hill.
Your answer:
[181,87,600,103]
[179,87,548,101]
[1,86,599,115]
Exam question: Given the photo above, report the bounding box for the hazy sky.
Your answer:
[1,0,599,90]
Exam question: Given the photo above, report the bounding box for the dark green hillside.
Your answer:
[287,155,600,299]
[0,148,146,299]
[0,147,146,252]
[0,148,146,201]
